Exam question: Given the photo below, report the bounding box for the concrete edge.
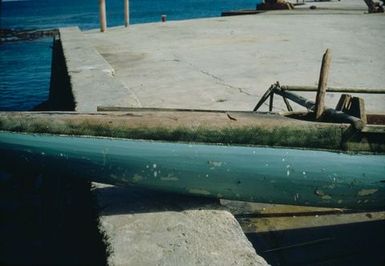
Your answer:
[58,27,141,112]
[92,183,269,266]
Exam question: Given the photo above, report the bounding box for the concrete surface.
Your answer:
[94,183,268,266]
[73,0,385,112]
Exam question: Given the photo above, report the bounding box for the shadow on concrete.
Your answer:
[247,219,385,266]
[94,184,222,215]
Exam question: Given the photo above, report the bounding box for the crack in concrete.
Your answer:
[184,61,279,110]
[121,82,143,107]
[198,69,254,97]
[171,53,255,97]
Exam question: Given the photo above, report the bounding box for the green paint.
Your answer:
[1,131,384,210]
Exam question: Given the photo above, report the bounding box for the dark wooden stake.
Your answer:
[335,94,352,111]
[350,97,367,125]
[269,93,274,112]
[253,84,275,111]
[315,49,332,120]
[282,95,293,111]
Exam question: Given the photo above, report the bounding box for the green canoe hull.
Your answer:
[1,131,384,210]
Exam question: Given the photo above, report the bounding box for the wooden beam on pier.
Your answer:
[280,86,385,94]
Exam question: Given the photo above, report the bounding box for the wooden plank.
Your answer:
[239,211,385,233]
[221,10,263,16]
[315,49,332,120]
[281,86,385,94]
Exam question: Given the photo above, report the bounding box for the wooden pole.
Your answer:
[274,87,364,129]
[124,0,129,27]
[280,85,385,94]
[274,88,316,111]
[99,0,107,32]
[315,49,332,120]
[269,93,274,112]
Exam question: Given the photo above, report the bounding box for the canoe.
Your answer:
[0,110,384,210]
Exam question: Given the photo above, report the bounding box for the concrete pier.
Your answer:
[52,0,385,264]
[57,0,385,113]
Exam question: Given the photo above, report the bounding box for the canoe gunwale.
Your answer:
[0,110,384,153]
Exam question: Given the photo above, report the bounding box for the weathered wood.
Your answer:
[269,93,274,112]
[282,95,293,111]
[0,110,383,152]
[315,49,332,120]
[99,0,107,32]
[335,95,367,127]
[323,108,365,130]
[221,10,263,16]
[363,0,384,13]
[367,114,385,125]
[124,0,129,27]
[281,85,385,94]
[253,84,275,111]
[273,88,316,111]
[335,94,352,111]
[350,97,367,125]
[0,111,347,151]
[273,89,365,129]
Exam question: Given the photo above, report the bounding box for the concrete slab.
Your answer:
[94,183,268,266]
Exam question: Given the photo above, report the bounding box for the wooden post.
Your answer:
[315,49,332,120]
[99,0,107,32]
[282,96,293,111]
[269,93,274,112]
[335,94,352,111]
[124,0,129,27]
[350,97,367,126]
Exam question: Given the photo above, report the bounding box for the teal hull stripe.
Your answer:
[1,132,384,209]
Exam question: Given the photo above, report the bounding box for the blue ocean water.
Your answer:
[0,0,261,111]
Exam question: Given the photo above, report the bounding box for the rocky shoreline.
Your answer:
[0,28,58,43]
